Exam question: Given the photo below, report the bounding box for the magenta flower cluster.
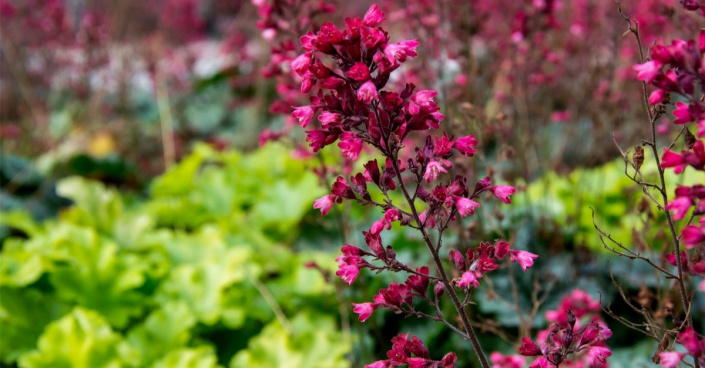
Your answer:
[628,19,705,368]
[290,4,539,368]
[492,290,613,368]
[635,31,705,297]
[366,333,457,368]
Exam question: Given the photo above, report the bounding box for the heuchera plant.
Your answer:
[287,4,566,368]
[633,25,705,368]
[596,3,705,368]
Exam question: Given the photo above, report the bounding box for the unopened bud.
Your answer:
[567,309,576,331]
[385,246,396,260]
[685,128,696,150]
[434,282,445,297]
[633,146,644,171]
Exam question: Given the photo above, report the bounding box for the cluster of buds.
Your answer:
[366,333,457,368]
[489,290,612,368]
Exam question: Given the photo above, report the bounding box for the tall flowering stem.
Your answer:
[597,4,705,368]
[292,5,539,368]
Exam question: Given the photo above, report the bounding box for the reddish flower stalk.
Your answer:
[603,5,705,368]
[291,4,538,368]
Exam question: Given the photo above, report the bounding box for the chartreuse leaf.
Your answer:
[56,177,124,235]
[155,232,255,327]
[0,238,47,287]
[18,307,124,368]
[152,347,222,368]
[230,312,350,368]
[122,302,198,366]
[0,288,69,364]
[0,210,40,237]
[510,158,693,252]
[48,225,146,328]
[235,143,325,237]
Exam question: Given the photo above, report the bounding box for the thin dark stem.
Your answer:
[618,5,696,360]
[388,155,490,368]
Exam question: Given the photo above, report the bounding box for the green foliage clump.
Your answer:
[511,158,700,252]
[0,143,350,368]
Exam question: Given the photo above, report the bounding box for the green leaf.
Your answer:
[0,238,47,287]
[152,347,222,368]
[48,226,146,328]
[56,177,124,236]
[18,307,125,368]
[155,243,253,326]
[0,288,68,364]
[230,312,349,368]
[122,302,197,366]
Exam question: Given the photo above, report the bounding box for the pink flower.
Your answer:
[357,80,379,104]
[586,346,611,368]
[313,194,337,216]
[661,149,686,173]
[335,244,370,284]
[454,196,480,217]
[495,241,510,259]
[338,132,363,161]
[352,302,377,322]
[633,60,661,83]
[336,262,361,284]
[665,196,692,220]
[318,111,340,127]
[696,120,705,138]
[370,209,402,235]
[290,53,311,76]
[678,327,704,357]
[490,185,516,204]
[490,352,526,368]
[306,129,329,152]
[441,353,457,368]
[423,161,448,183]
[363,4,385,26]
[657,352,684,368]
[509,250,539,271]
[434,133,455,156]
[673,102,694,125]
[361,26,386,49]
[300,31,317,51]
[406,358,430,368]
[262,28,276,41]
[519,337,542,356]
[457,270,480,288]
[383,39,420,64]
[346,62,371,81]
[365,361,392,368]
[649,89,666,105]
[682,224,705,248]
[423,160,448,183]
[551,110,572,122]
[292,105,316,127]
[418,210,436,228]
[455,135,478,156]
[331,176,355,199]
[411,90,438,110]
[528,357,549,368]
